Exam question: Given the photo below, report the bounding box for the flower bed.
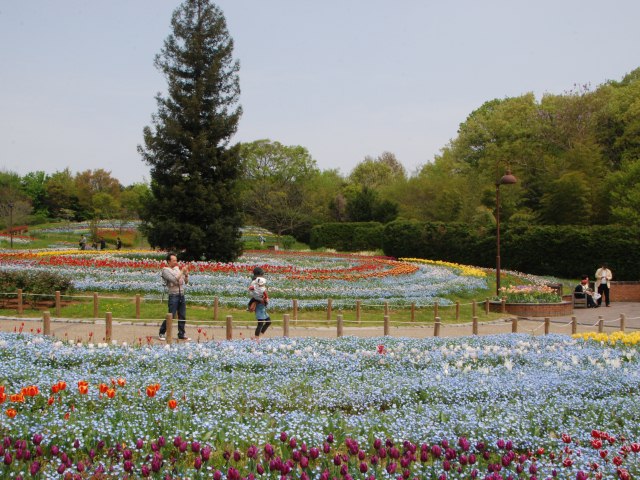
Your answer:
[0,250,489,309]
[0,333,638,478]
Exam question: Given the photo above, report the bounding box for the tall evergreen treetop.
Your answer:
[139,0,243,261]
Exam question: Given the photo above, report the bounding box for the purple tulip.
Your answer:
[73,439,80,449]
[496,439,506,449]
[157,436,166,447]
[76,461,85,472]
[194,456,202,470]
[141,464,150,477]
[326,434,334,444]
[32,434,43,446]
[213,470,222,480]
[57,463,66,474]
[256,464,265,475]
[289,437,297,449]
[309,447,319,459]
[201,445,212,462]
[191,441,200,453]
[280,431,288,443]
[264,443,274,457]
[232,449,241,461]
[179,441,187,453]
[300,455,309,468]
[124,460,133,472]
[29,461,40,475]
[136,438,144,449]
[173,436,182,448]
[50,445,60,456]
[431,445,442,458]
[359,461,368,473]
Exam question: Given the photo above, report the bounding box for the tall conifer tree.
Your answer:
[139,0,243,261]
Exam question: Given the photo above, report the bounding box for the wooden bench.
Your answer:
[573,292,588,309]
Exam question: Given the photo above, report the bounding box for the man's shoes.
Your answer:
[158,334,166,341]
[178,337,191,341]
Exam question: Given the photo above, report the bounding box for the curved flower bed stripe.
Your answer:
[0,251,489,308]
[400,257,486,278]
[0,333,638,478]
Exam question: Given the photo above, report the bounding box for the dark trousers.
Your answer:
[160,294,187,338]
[597,284,610,306]
[255,318,271,336]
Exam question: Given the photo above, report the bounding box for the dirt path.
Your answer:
[1,302,638,344]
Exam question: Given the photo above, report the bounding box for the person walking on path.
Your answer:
[595,263,613,307]
[250,268,271,339]
[159,253,191,341]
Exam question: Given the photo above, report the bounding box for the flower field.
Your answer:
[1,332,638,478]
[0,249,489,310]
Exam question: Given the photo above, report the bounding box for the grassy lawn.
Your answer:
[0,292,507,326]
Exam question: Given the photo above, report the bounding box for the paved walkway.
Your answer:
[1,302,638,344]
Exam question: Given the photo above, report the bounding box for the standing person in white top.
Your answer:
[159,253,191,341]
[595,263,613,307]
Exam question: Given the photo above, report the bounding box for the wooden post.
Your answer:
[620,313,626,332]
[472,316,478,335]
[384,301,389,317]
[135,294,141,319]
[455,302,460,321]
[337,314,343,338]
[293,299,298,325]
[410,302,415,323]
[434,301,439,320]
[105,312,113,344]
[43,311,51,336]
[544,317,550,335]
[598,315,604,333]
[213,297,219,322]
[472,300,477,318]
[165,313,173,345]
[434,317,441,337]
[93,292,99,318]
[485,298,489,315]
[225,315,232,341]
[356,300,361,325]
[283,314,290,337]
[511,317,518,333]
[17,288,23,315]
[500,298,506,314]
[383,315,390,336]
[571,316,577,335]
[55,290,61,317]
[326,298,332,325]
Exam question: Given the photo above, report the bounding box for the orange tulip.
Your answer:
[47,396,55,406]
[99,383,109,394]
[78,382,89,395]
[168,399,177,410]
[5,408,17,419]
[146,386,156,398]
[0,392,6,404]
[0,385,4,395]
[22,385,39,397]
[117,378,126,387]
[10,393,25,403]
[106,388,116,399]
[57,381,67,391]
[51,384,60,394]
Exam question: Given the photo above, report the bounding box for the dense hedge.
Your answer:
[383,220,640,280]
[0,270,74,296]
[310,222,384,251]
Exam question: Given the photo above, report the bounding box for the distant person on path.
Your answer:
[575,275,598,308]
[79,235,86,250]
[159,253,191,341]
[100,237,106,250]
[116,237,122,250]
[595,263,613,307]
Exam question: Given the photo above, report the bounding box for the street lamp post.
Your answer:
[495,170,517,296]
[7,202,14,249]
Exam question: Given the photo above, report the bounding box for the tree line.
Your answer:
[3,0,639,265]
[3,67,640,242]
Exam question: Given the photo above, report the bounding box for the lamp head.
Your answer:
[499,170,517,185]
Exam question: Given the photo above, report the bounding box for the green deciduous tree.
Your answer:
[139,0,243,261]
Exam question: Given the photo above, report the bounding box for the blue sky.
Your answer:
[1,0,639,186]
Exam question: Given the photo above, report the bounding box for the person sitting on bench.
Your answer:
[575,275,598,308]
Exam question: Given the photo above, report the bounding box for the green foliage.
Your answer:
[345,186,399,223]
[383,220,640,280]
[0,270,73,296]
[139,0,243,262]
[310,222,384,251]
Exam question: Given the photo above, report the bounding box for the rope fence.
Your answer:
[2,289,638,341]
